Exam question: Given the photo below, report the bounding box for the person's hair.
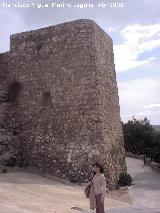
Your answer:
[93,162,104,174]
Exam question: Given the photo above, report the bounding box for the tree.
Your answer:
[122,117,153,154]
[122,117,160,164]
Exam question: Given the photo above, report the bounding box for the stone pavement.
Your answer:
[108,207,160,213]
[0,158,160,213]
[74,157,160,213]
[72,207,160,213]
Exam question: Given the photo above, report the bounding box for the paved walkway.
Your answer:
[0,171,130,213]
[110,158,160,213]
[0,158,160,213]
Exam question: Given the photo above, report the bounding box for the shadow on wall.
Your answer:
[7,81,22,102]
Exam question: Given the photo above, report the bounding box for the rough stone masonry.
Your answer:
[0,19,127,189]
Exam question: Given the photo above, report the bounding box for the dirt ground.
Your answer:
[0,158,160,213]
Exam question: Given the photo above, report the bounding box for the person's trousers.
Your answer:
[95,193,105,213]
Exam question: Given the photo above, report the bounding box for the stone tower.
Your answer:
[0,19,126,189]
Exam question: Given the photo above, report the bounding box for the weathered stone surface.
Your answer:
[0,52,21,167]
[0,19,127,189]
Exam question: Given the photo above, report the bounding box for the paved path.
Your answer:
[0,171,130,213]
[0,157,160,213]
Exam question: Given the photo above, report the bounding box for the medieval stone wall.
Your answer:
[0,53,8,161]
[0,52,21,167]
[93,24,126,187]
[0,52,10,163]
[0,19,126,189]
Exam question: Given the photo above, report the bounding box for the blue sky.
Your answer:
[0,0,160,124]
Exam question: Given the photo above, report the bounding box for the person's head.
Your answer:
[92,162,104,174]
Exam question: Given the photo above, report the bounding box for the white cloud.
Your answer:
[144,104,160,109]
[0,9,24,52]
[134,110,160,121]
[107,27,116,33]
[118,78,159,102]
[118,78,160,124]
[121,110,160,124]
[114,24,160,72]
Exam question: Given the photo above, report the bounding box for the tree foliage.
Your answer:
[122,117,160,163]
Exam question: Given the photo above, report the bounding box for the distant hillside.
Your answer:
[153,125,160,132]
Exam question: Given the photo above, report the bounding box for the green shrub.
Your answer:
[117,172,133,187]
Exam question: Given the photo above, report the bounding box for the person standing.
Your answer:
[86,163,107,213]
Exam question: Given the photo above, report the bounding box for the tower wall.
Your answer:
[6,19,126,188]
[0,52,21,166]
